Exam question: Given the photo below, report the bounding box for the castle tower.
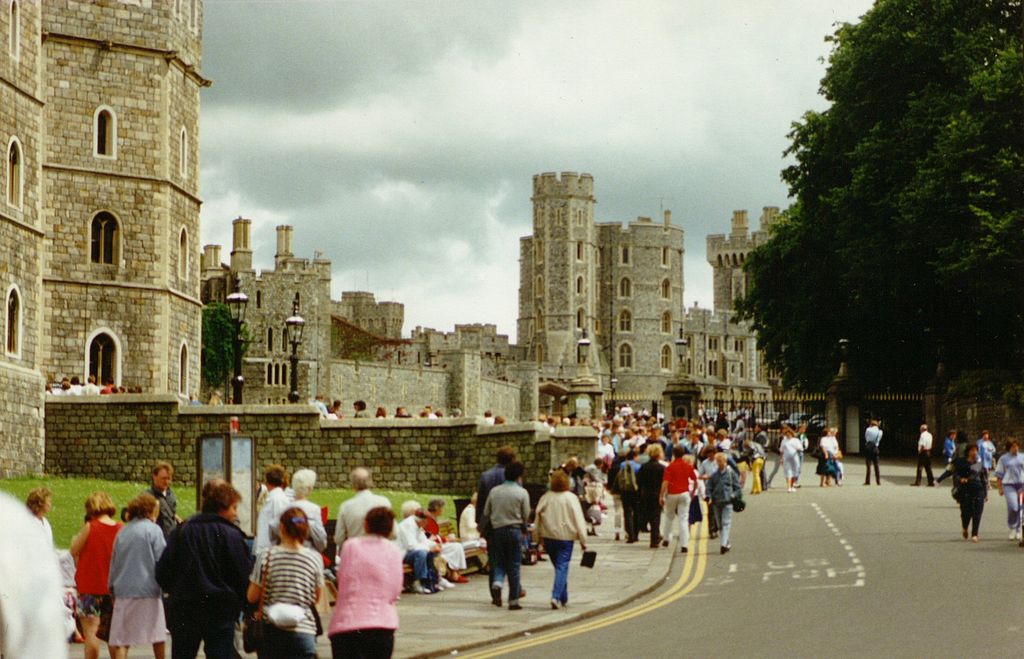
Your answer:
[40,0,208,396]
[518,172,598,371]
[706,207,778,312]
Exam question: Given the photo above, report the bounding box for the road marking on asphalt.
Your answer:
[809,502,864,589]
[461,518,711,658]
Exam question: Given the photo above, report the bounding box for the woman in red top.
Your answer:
[659,445,698,553]
[70,491,123,659]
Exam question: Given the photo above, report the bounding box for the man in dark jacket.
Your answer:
[476,446,516,589]
[156,481,252,659]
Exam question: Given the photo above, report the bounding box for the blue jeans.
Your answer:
[1003,483,1024,530]
[714,502,734,548]
[259,626,316,659]
[490,526,523,605]
[168,607,235,659]
[403,549,438,585]
[544,538,573,605]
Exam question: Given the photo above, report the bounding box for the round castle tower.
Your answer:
[40,0,208,394]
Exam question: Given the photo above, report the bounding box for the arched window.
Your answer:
[535,275,544,296]
[660,344,672,370]
[618,309,632,332]
[576,241,583,260]
[9,1,20,60]
[178,344,188,395]
[6,285,21,357]
[87,331,118,387]
[273,363,280,385]
[619,277,631,298]
[94,107,116,158]
[661,247,669,266]
[620,246,630,265]
[618,343,633,369]
[281,362,287,386]
[178,227,189,280]
[661,279,671,299]
[266,363,273,385]
[179,128,188,178]
[267,328,274,352]
[535,306,544,328]
[575,276,583,295]
[256,290,262,308]
[661,311,672,334]
[90,212,119,264]
[7,138,22,208]
[576,308,585,330]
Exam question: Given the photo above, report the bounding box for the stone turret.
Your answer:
[275,225,294,267]
[202,244,222,272]
[706,208,774,312]
[230,217,253,272]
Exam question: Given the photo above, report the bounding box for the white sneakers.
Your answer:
[1010,530,1022,541]
[438,577,456,590]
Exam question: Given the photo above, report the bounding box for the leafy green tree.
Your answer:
[201,303,238,392]
[739,0,1024,392]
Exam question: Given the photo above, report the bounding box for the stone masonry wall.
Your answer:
[43,396,571,494]
[941,397,1024,447]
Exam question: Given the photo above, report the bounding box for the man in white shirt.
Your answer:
[334,467,392,549]
[913,424,936,486]
[253,464,292,555]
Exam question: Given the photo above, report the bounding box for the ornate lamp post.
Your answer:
[662,326,700,421]
[675,328,689,375]
[576,330,591,373]
[225,287,248,404]
[285,294,305,404]
[609,376,618,415]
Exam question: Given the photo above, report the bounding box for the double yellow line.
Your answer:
[462,519,710,658]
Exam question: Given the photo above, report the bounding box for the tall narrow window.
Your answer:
[618,343,633,369]
[266,363,273,385]
[576,276,583,295]
[6,286,20,357]
[179,128,188,178]
[9,1,20,60]
[90,212,119,264]
[95,108,116,158]
[661,279,671,299]
[88,333,117,386]
[178,228,189,280]
[576,241,583,260]
[661,247,669,266]
[621,246,630,264]
[535,275,544,297]
[267,328,274,352]
[178,344,188,395]
[256,290,262,308]
[281,363,287,386]
[576,308,585,330]
[661,311,671,334]
[273,363,280,385]
[7,138,22,208]
[282,328,289,352]
[619,277,631,298]
[535,344,544,364]
[190,0,197,29]
[660,344,672,370]
[618,309,632,332]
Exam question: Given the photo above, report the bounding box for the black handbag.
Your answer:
[243,550,271,653]
[95,597,114,642]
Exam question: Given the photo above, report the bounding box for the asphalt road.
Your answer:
[466,460,1024,659]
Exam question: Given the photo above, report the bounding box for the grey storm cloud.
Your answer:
[198,0,874,338]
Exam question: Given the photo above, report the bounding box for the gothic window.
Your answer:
[536,343,544,364]
[266,363,272,385]
[90,212,119,265]
[6,138,22,208]
[535,240,543,263]
[660,344,672,370]
[9,1,19,60]
[282,327,289,351]
[6,286,20,357]
[256,290,262,308]
[282,362,287,385]
[620,246,630,265]
[709,360,718,377]
[618,343,633,369]
[267,328,274,352]
[88,332,117,386]
[576,308,585,330]
[661,311,671,334]
[273,363,280,385]
[735,339,745,352]
[576,276,583,295]
[619,277,631,298]
[536,275,544,296]
[661,279,671,299]
[178,344,188,395]
[94,107,116,158]
[178,228,189,280]
[179,128,188,178]
[661,247,669,266]
[618,309,632,332]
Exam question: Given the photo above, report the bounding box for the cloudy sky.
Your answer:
[199,0,873,341]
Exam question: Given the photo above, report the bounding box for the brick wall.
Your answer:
[44,395,595,493]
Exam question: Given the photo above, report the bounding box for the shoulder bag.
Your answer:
[730,472,747,513]
[243,549,271,653]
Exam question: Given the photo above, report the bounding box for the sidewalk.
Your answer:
[392,504,677,658]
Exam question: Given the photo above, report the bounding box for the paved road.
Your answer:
[463,460,1024,659]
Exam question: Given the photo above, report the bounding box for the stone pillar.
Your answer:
[440,349,481,417]
[512,362,540,421]
[567,377,603,422]
[662,376,702,422]
[826,361,861,455]
[550,426,599,470]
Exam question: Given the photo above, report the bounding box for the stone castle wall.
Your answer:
[940,397,1024,447]
[43,396,596,493]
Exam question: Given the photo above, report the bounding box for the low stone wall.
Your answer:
[44,396,593,493]
[941,397,1024,446]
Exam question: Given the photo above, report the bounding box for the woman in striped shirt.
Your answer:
[248,506,324,659]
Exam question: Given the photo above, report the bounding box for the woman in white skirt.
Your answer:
[107,493,167,659]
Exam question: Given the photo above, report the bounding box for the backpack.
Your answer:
[614,463,638,494]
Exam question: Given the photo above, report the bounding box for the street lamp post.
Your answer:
[225,286,249,405]
[675,327,689,376]
[285,293,305,404]
[609,376,618,416]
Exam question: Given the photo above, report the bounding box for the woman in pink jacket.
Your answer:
[329,506,404,658]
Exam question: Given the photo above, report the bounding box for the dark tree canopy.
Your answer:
[738,0,1024,392]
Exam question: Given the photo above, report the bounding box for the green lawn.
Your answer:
[0,475,463,549]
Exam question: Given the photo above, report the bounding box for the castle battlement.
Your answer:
[532,171,595,199]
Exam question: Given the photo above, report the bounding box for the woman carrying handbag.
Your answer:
[247,507,324,659]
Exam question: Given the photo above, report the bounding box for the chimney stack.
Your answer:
[230,217,253,272]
